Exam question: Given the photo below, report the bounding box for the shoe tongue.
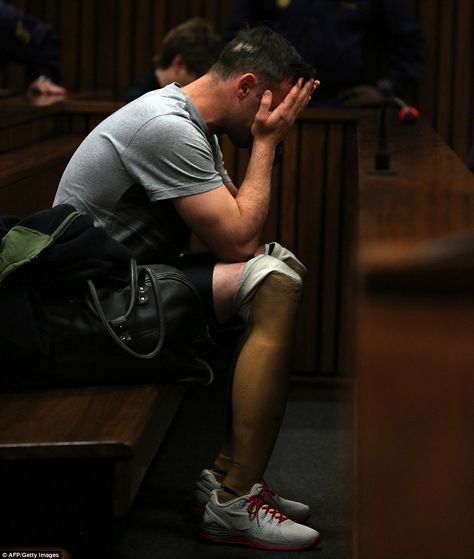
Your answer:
[249,482,265,496]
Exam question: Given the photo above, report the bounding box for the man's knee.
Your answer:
[233,255,303,323]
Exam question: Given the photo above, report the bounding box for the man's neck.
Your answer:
[183,75,229,135]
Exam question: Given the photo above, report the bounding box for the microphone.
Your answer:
[390,96,420,125]
[369,95,421,175]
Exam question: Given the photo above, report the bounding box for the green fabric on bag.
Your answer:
[0,226,53,283]
[0,210,79,284]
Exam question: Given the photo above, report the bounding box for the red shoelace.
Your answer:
[247,487,288,525]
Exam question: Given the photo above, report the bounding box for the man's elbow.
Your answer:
[215,239,258,263]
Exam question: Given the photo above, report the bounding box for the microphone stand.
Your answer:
[369,96,420,176]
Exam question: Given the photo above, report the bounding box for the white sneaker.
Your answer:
[200,483,320,550]
[194,469,311,523]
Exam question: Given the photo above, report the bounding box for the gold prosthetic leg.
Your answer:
[212,248,306,491]
[218,267,303,498]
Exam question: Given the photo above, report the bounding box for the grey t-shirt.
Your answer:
[54,83,230,262]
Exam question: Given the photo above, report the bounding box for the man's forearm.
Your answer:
[233,141,276,252]
[172,143,275,263]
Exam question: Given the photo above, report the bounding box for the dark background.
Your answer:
[1,0,473,165]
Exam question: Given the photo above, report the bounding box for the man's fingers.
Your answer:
[253,79,319,142]
[302,79,320,108]
[252,90,273,136]
[289,79,318,114]
[257,89,273,116]
[282,78,305,109]
[253,90,272,128]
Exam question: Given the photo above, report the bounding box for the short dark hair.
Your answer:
[155,18,224,77]
[210,26,316,89]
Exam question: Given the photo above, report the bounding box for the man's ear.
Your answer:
[237,73,258,99]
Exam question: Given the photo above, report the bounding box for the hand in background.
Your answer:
[28,77,67,97]
[338,85,384,108]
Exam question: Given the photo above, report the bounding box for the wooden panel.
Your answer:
[60,0,80,91]
[133,0,154,83]
[354,92,474,559]
[151,1,168,71]
[355,294,474,559]
[276,127,299,247]
[0,112,63,153]
[436,1,455,142]
[320,123,345,372]
[0,134,81,182]
[98,0,118,91]
[295,122,326,372]
[80,0,96,91]
[416,0,438,125]
[5,0,470,161]
[116,0,134,96]
[0,150,80,215]
[452,0,473,157]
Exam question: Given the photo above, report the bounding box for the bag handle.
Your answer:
[87,259,165,359]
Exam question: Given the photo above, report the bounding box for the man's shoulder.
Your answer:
[130,83,186,111]
[121,87,207,143]
[124,86,195,126]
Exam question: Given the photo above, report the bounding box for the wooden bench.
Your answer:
[0,383,186,518]
[0,96,191,544]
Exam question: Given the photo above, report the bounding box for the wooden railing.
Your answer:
[353,110,474,559]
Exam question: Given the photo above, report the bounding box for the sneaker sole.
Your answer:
[193,503,311,524]
[200,531,320,551]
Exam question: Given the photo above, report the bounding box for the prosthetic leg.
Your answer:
[198,252,319,547]
[212,252,304,498]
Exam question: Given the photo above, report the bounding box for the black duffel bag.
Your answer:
[0,205,213,388]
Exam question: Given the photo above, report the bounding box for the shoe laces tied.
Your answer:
[247,487,288,525]
[262,479,279,499]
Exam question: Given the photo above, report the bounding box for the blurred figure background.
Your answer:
[0,0,66,97]
[224,0,425,107]
[121,17,223,103]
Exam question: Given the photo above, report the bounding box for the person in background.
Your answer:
[55,26,321,551]
[0,0,66,96]
[121,17,223,103]
[225,0,424,107]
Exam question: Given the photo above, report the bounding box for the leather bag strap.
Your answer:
[87,259,165,359]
